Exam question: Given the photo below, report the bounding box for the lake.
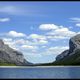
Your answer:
[0,66,80,79]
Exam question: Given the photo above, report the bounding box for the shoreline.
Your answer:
[0,66,80,68]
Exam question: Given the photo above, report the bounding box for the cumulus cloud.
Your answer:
[7,31,26,37]
[13,39,28,45]
[2,38,19,50]
[2,38,38,53]
[28,24,77,43]
[53,27,76,37]
[39,24,58,30]
[3,38,12,42]
[28,34,48,45]
[0,22,79,63]
[76,23,80,27]
[39,39,48,44]
[39,24,76,40]
[28,34,46,40]
[0,18,10,22]
[45,24,76,40]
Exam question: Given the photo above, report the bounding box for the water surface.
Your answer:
[0,66,80,79]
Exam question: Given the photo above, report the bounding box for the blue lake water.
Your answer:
[0,66,80,79]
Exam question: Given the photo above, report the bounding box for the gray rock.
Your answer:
[56,50,69,61]
[0,39,31,66]
[68,34,80,55]
[56,34,80,61]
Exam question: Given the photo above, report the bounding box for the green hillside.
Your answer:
[0,62,16,66]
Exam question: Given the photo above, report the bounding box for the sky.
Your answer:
[0,1,80,64]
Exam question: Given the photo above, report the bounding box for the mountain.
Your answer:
[53,34,80,65]
[1,33,80,66]
[37,34,80,66]
[0,39,31,66]
[56,34,80,61]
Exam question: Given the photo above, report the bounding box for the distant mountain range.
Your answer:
[1,34,80,66]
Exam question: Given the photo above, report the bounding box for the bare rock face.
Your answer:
[56,34,80,61]
[56,50,69,61]
[68,34,80,55]
[0,39,31,66]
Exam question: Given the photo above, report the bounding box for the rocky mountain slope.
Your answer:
[56,34,80,61]
[1,33,80,66]
[0,39,31,66]
[38,34,80,66]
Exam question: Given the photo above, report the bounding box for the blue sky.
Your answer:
[0,1,80,64]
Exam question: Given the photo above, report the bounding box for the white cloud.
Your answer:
[29,34,39,39]
[48,46,69,54]
[14,39,27,45]
[39,39,48,44]
[8,31,26,37]
[2,37,38,52]
[46,25,76,40]
[0,6,17,15]
[21,45,38,50]
[39,24,76,40]
[3,38,12,42]
[25,53,42,57]
[28,34,48,45]
[70,17,80,28]
[49,27,75,37]
[0,6,43,16]
[29,34,46,40]
[2,38,19,50]
[0,22,79,63]
[76,23,80,27]
[47,36,67,41]
[44,46,69,55]
[0,18,10,22]
[42,46,46,48]
[39,24,58,30]
[0,6,25,15]
[49,46,69,51]
[70,17,80,22]
[54,28,76,37]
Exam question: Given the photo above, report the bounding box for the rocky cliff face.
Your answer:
[35,34,80,66]
[0,39,31,66]
[56,50,69,61]
[56,34,80,61]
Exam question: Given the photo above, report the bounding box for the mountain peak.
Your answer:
[0,39,32,66]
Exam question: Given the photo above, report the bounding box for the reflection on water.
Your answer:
[0,66,80,79]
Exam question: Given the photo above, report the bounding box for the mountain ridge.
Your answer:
[37,34,80,66]
[0,39,31,66]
